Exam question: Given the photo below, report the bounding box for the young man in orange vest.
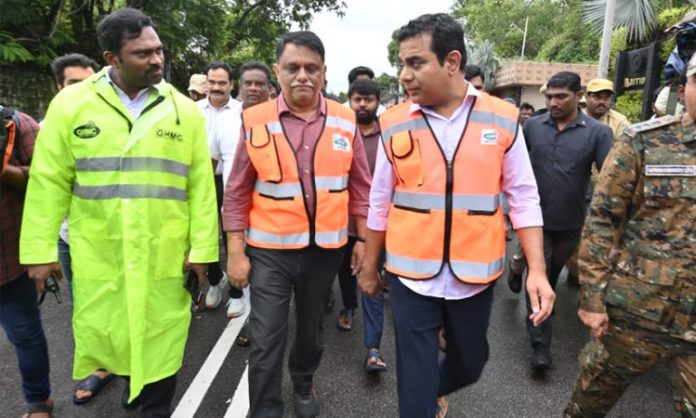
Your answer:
[358,14,555,418]
[222,31,372,418]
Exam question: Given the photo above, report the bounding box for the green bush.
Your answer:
[615,91,644,123]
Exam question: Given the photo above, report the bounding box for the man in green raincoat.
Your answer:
[19,8,218,417]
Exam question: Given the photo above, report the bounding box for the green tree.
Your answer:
[0,0,346,89]
[374,72,399,99]
[467,40,501,91]
[453,0,560,60]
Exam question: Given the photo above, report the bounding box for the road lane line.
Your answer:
[172,308,250,418]
[224,363,249,418]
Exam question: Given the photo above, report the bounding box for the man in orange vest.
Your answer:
[222,31,372,418]
[359,14,555,418]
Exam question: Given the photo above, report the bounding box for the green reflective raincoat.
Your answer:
[20,67,219,400]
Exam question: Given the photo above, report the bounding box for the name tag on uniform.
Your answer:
[333,134,351,153]
[481,129,498,145]
[645,165,696,176]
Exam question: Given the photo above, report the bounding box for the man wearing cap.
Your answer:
[564,52,696,418]
[188,74,207,102]
[584,79,630,140]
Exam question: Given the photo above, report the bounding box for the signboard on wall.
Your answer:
[613,42,661,120]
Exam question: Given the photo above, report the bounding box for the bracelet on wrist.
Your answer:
[355,236,366,243]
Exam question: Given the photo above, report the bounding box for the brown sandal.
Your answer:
[336,309,354,331]
[22,399,53,418]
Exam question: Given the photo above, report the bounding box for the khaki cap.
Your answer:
[188,74,208,95]
[587,79,614,94]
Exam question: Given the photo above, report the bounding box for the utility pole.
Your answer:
[521,15,529,60]
[597,0,616,78]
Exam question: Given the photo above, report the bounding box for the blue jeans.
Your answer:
[362,293,384,349]
[0,272,51,404]
[339,238,387,349]
[57,237,73,301]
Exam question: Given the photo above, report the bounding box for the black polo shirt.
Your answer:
[523,111,613,231]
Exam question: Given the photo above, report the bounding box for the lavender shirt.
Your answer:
[368,84,543,300]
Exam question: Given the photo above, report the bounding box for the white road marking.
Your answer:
[172,307,250,418]
[224,363,250,418]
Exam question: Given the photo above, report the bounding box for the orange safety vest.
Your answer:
[379,93,519,284]
[242,98,356,250]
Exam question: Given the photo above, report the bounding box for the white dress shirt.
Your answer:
[197,97,243,187]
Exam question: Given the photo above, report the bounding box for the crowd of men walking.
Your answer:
[1,7,694,418]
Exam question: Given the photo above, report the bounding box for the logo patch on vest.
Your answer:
[332,134,351,153]
[157,129,183,142]
[73,121,100,139]
[645,165,696,176]
[480,129,497,145]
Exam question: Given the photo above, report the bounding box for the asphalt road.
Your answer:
[1,244,675,418]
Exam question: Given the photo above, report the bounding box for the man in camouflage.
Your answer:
[564,58,696,417]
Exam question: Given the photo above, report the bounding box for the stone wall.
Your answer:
[0,66,56,120]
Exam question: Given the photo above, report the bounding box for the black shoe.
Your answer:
[531,344,552,370]
[294,387,319,418]
[507,270,523,294]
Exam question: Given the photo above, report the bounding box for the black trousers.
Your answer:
[208,174,242,299]
[246,245,343,418]
[525,229,581,349]
[390,275,495,418]
[126,374,177,418]
[337,236,358,311]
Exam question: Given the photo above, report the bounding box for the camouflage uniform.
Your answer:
[564,113,696,417]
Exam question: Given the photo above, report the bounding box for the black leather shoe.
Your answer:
[294,387,319,418]
[507,270,523,294]
[531,344,552,370]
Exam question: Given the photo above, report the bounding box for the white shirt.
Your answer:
[197,97,243,187]
[106,69,155,119]
[367,84,543,300]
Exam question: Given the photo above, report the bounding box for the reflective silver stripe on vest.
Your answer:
[73,184,187,201]
[452,194,499,212]
[392,191,444,210]
[315,228,348,246]
[450,255,505,279]
[75,157,190,177]
[247,228,309,246]
[387,252,505,279]
[325,116,355,133]
[469,110,517,133]
[392,191,499,212]
[254,180,302,198]
[381,118,429,142]
[267,121,283,135]
[386,252,442,276]
[315,176,349,190]
[244,121,284,141]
